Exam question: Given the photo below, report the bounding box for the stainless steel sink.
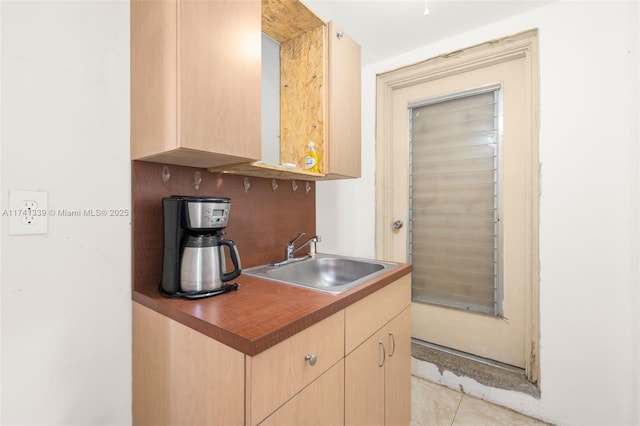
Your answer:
[243,254,400,294]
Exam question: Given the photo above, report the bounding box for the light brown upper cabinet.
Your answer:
[325,21,362,179]
[132,0,361,179]
[131,0,262,168]
[212,0,362,180]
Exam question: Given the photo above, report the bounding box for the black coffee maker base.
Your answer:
[158,282,239,299]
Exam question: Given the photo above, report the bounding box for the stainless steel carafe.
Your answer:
[180,234,241,293]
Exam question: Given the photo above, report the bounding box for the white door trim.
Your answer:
[375,29,540,383]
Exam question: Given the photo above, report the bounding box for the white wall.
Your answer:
[317,1,640,425]
[0,2,131,425]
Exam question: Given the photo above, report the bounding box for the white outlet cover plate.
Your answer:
[9,190,48,235]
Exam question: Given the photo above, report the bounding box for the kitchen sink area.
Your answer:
[243,253,401,294]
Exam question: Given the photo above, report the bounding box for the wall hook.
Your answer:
[161,166,171,183]
[244,177,251,193]
[291,180,298,192]
[193,171,202,190]
[306,182,311,195]
[272,179,279,191]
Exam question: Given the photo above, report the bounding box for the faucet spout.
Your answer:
[292,235,321,256]
[273,233,321,266]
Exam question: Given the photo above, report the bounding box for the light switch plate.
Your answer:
[8,190,48,235]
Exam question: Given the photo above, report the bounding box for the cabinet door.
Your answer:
[132,0,261,168]
[180,0,261,162]
[249,310,345,425]
[385,307,412,426]
[345,274,411,355]
[345,328,386,426]
[131,0,178,160]
[133,303,245,426]
[326,21,361,178]
[259,359,345,426]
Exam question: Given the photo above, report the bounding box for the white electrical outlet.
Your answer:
[8,190,48,235]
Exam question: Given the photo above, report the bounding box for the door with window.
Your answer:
[376,32,538,374]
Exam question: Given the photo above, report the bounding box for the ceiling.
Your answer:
[301,0,554,65]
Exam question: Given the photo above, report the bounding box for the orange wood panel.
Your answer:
[131,160,316,292]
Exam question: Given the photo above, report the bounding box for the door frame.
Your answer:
[375,30,540,383]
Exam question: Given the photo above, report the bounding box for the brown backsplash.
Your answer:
[132,160,316,291]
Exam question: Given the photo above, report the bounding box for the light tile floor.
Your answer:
[411,376,552,426]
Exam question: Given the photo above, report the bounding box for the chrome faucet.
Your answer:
[291,233,321,257]
[273,232,321,266]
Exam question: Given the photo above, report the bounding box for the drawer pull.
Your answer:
[305,353,318,366]
[378,341,386,367]
[388,332,396,357]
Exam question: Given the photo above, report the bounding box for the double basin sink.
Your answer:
[243,253,400,295]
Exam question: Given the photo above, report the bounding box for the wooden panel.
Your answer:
[179,0,261,161]
[139,148,262,169]
[385,307,412,426]
[262,0,323,43]
[279,25,325,171]
[131,160,316,292]
[130,0,178,159]
[248,310,344,425]
[208,161,325,180]
[345,274,411,354]
[133,302,170,426]
[259,360,345,426]
[345,327,386,426]
[326,22,361,178]
[133,302,245,426]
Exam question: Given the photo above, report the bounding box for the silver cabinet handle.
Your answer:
[393,220,403,229]
[388,332,396,357]
[336,31,344,39]
[378,341,386,367]
[305,354,318,366]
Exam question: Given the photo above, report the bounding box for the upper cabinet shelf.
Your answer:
[131,0,361,180]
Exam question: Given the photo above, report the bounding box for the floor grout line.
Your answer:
[450,393,464,426]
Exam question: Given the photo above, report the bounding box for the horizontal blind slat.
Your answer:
[413,116,497,136]
[412,131,496,152]
[412,143,496,163]
[412,156,495,175]
[410,243,495,263]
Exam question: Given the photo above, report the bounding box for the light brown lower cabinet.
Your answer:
[345,308,411,426]
[383,308,413,425]
[345,275,412,426]
[247,310,345,425]
[259,359,345,426]
[133,303,245,426]
[133,274,411,426]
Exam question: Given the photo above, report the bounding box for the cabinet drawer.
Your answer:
[345,274,411,354]
[248,310,345,425]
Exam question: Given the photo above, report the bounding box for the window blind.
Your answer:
[409,87,501,315]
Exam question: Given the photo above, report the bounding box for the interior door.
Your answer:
[380,41,537,369]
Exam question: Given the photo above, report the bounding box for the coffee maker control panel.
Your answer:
[186,200,230,230]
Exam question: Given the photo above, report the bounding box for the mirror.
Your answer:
[261,33,280,166]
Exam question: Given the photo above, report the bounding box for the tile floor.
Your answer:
[411,376,551,426]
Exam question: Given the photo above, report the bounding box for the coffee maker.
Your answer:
[160,196,241,299]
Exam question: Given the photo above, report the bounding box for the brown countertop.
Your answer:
[133,262,412,356]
